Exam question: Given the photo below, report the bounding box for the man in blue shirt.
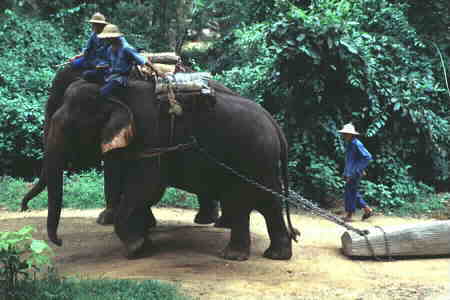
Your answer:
[70,12,109,72]
[86,24,148,100]
[338,123,374,222]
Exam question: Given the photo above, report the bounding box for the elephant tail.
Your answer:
[277,121,300,242]
[21,168,47,211]
[262,109,300,242]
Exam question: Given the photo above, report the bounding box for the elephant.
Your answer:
[23,69,298,261]
[21,65,225,227]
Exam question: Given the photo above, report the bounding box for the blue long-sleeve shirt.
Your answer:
[343,138,372,179]
[105,39,146,86]
[82,32,109,68]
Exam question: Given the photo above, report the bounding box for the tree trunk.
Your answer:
[159,0,169,42]
[341,221,450,258]
[175,0,193,53]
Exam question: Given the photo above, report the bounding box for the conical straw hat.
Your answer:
[97,24,123,38]
[88,12,108,24]
[338,123,360,135]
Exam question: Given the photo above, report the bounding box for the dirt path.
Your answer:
[1,208,449,299]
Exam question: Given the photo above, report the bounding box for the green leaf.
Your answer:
[340,40,358,54]
[30,240,51,254]
[296,34,306,42]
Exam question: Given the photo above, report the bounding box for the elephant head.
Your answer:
[45,80,138,245]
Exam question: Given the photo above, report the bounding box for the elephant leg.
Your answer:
[146,185,166,228]
[256,189,292,260]
[214,199,232,229]
[97,155,123,225]
[114,159,160,258]
[194,195,219,224]
[221,187,252,261]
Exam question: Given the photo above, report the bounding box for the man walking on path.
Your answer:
[338,123,374,222]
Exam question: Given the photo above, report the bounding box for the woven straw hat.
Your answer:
[97,24,123,38]
[88,12,108,24]
[338,123,360,135]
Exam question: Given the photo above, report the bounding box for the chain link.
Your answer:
[194,139,370,237]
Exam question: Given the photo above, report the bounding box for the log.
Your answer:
[141,52,180,64]
[341,221,450,258]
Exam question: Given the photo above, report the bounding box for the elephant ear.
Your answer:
[101,103,135,153]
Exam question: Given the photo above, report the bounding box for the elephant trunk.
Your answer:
[45,118,67,246]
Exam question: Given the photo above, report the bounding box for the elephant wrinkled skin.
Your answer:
[23,70,296,261]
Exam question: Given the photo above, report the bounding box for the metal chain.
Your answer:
[193,138,370,237]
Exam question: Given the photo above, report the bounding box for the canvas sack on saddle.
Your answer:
[131,52,217,115]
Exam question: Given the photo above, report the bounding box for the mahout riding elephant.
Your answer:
[21,66,225,227]
[24,70,297,261]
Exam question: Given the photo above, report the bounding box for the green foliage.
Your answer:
[305,155,344,199]
[12,276,190,300]
[382,193,449,217]
[0,176,37,210]
[214,24,278,103]
[159,188,199,209]
[0,172,198,211]
[0,170,104,211]
[0,9,79,175]
[60,170,105,209]
[0,226,53,297]
[210,0,449,209]
[0,0,448,214]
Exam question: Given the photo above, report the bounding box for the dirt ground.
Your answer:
[1,208,449,300]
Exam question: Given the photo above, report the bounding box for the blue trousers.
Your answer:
[344,177,368,213]
[82,70,122,98]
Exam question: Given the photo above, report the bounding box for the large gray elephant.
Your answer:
[21,66,223,227]
[24,71,298,261]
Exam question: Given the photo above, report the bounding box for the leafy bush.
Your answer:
[0,226,53,298]
[0,0,448,214]
[0,10,78,176]
[159,188,198,209]
[210,0,449,209]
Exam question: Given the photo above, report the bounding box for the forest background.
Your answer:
[0,0,449,213]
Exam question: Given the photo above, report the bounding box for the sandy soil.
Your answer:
[1,208,449,300]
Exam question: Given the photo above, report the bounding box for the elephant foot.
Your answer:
[214,215,232,229]
[263,243,292,260]
[20,203,29,212]
[194,211,219,225]
[96,208,114,225]
[222,245,250,261]
[123,237,150,259]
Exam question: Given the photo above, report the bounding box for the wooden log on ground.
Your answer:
[341,220,450,258]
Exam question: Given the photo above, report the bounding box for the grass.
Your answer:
[0,170,198,212]
[0,170,447,218]
[4,275,190,300]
